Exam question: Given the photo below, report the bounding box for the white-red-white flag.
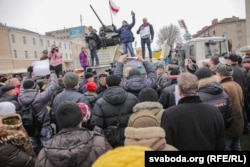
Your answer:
[109,0,119,15]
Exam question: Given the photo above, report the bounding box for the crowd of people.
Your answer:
[0,49,250,166]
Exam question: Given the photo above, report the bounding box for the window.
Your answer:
[68,44,71,49]
[65,43,67,49]
[70,54,72,59]
[34,51,37,58]
[40,39,43,46]
[25,51,28,58]
[14,50,17,58]
[33,38,36,45]
[66,54,68,59]
[53,41,56,45]
[11,34,15,43]
[23,36,26,44]
[47,40,50,47]
[59,42,61,48]
[213,30,216,35]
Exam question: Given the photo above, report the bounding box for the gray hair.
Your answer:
[177,72,198,96]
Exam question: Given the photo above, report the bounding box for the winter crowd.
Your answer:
[0,50,250,166]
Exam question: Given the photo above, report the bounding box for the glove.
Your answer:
[131,11,135,16]
[112,24,115,27]
[27,66,33,73]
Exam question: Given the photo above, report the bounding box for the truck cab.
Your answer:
[183,36,232,66]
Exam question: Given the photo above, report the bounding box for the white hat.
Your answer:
[0,102,16,116]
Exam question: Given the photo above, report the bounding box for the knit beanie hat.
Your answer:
[0,102,16,116]
[128,68,141,78]
[131,110,159,128]
[63,72,79,88]
[138,88,158,102]
[86,81,97,92]
[56,101,83,128]
[92,146,151,167]
[77,103,91,123]
[217,63,233,76]
[243,55,250,63]
[23,80,37,89]
[195,67,213,80]
[0,85,15,92]
[85,72,94,80]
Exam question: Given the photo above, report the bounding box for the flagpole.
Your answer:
[109,0,114,25]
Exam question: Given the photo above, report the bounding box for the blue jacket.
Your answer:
[113,15,135,43]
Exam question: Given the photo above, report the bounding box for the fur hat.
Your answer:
[243,55,250,63]
[85,72,94,80]
[195,67,213,80]
[0,85,15,92]
[77,103,91,123]
[138,88,158,102]
[217,63,233,76]
[63,72,79,88]
[86,81,97,92]
[92,146,151,167]
[186,63,199,74]
[224,54,238,62]
[131,110,159,128]
[0,102,16,116]
[56,101,83,128]
[155,63,164,70]
[128,68,141,78]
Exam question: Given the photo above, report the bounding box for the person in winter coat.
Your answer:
[51,72,90,133]
[161,72,225,150]
[128,87,163,126]
[136,17,154,61]
[90,74,138,147]
[195,67,232,129]
[35,101,111,167]
[216,63,244,151]
[79,46,89,72]
[84,81,97,108]
[48,45,63,77]
[158,69,180,109]
[18,67,58,155]
[85,26,99,67]
[125,110,177,151]
[0,85,21,111]
[114,55,157,96]
[113,11,135,56]
[0,102,35,167]
[154,63,171,95]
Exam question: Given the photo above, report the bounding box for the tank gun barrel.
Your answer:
[89,5,106,29]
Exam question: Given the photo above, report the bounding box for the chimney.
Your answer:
[212,19,218,25]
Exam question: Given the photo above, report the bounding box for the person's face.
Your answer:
[143,18,147,24]
[243,62,250,69]
[6,89,16,96]
[225,59,232,65]
[156,68,163,75]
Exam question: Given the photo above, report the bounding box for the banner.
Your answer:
[109,0,119,15]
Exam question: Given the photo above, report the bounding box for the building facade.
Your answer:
[45,26,88,39]
[246,0,250,45]
[193,16,247,53]
[0,24,74,73]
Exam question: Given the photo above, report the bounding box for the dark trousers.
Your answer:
[54,64,62,77]
[141,38,152,59]
[90,49,99,66]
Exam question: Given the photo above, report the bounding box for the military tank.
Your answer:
[90,5,120,46]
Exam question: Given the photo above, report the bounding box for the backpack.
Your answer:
[102,108,123,148]
[94,33,102,50]
[18,98,43,137]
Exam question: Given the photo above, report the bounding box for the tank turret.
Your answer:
[90,5,120,46]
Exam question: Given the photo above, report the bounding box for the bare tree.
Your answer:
[156,24,181,49]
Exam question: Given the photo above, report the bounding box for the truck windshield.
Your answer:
[205,40,228,58]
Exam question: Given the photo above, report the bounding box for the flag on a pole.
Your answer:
[109,0,119,15]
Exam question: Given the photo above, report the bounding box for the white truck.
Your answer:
[183,36,232,66]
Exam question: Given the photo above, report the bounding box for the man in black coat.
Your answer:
[161,72,225,150]
[91,74,138,147]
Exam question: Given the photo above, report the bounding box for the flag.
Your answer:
[109,0,119,15]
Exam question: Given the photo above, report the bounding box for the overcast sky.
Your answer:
[0,0,246,49]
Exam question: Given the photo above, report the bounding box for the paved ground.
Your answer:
[241,123,250,150]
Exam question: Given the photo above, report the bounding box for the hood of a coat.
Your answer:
[133,102,163,112]
[103,86,128,105]
[198,76,223,95]
[18,89,38,106]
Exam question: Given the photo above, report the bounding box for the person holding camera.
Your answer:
[112,11,136,57]
[48,45,63,77]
